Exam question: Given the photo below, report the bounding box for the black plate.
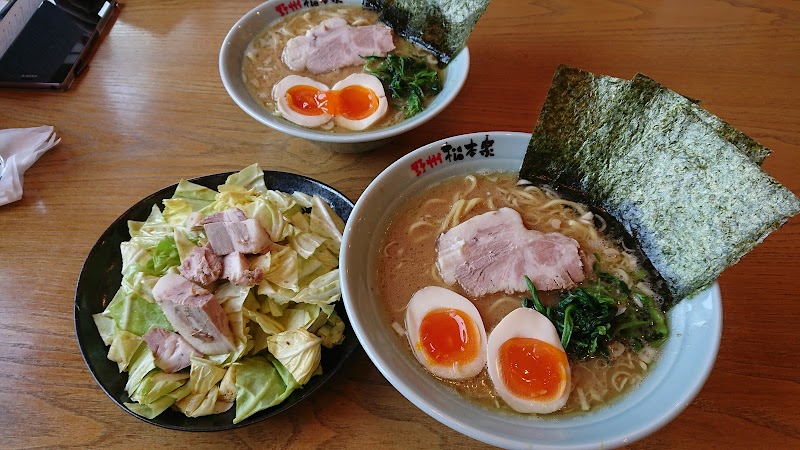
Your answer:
[74,170,358,431]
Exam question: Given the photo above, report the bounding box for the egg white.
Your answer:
[272,75,332,128]
[331,73,388,131]
[405,286,487,380]
[487,307,571,414]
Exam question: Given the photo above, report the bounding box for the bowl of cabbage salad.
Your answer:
[75,164,357,430]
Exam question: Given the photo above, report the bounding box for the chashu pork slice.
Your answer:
[203,219,271,256]
[178,243,223,285]
[282,17,395,74]
[198,208,248,226]
[221,252,263,287]
[437,208,585,296]
[152,273,236,355]
[143,328,200,373]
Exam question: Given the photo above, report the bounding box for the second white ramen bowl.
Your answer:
[219,0,470,153]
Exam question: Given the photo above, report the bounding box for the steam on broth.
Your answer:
[376,172,665,415]
[242,5,443,133]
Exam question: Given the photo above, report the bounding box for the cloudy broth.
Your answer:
[242,5,441,133]
[376,172,662,416]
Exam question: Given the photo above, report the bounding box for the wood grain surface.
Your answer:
[1,0,799,448]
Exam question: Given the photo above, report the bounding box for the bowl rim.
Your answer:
[340,131,723,449]
[218,0,470,144]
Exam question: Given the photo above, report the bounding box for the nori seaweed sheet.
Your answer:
[631,73,772,164]
[521,65,800,302]
[522,66,629,189]
[363,0,490,65]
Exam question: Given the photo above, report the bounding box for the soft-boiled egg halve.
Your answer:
[405,286,487,380]
[487,307,571,414]
[272,73,388,130]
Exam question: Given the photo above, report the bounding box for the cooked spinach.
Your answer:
[523,271,669,360]
[364,53,441,118]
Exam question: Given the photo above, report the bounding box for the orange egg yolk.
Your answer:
[285,85,379,120]
[498,337,568,401]
[418,308,480,365]
[285,85,327,116]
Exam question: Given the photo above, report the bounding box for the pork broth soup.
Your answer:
[377,172,668,416]
[242,5,443,133]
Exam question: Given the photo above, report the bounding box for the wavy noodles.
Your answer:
[376,172,658,416]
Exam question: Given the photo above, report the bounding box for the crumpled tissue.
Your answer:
[0,126,61,206]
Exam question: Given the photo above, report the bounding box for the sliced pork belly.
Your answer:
[143,328,199,373]
[203,219,271,256]
[221,252,264,286]
[282,17,395,74]
[152,273,236,355]
[204,222,236,255]
[437,208,585,296]
[198,208,247,226]
[179,243,223,285]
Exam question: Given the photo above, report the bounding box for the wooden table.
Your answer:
[1,0,798,448]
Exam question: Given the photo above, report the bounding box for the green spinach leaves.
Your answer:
[523,269,669,360]
[364,53,441,118]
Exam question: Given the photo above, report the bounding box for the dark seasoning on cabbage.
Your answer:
[519,65,800,359]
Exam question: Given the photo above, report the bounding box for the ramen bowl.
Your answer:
[340,131,722,448]
[219,0,470,153]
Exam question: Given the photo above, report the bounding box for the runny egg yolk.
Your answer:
[418,308,480,365]
[285,85,379,120]
[285,85,327,116]
[498,337,568,401]
[336,85,380,120]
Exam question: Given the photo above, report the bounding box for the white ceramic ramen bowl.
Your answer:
[219,0,470,153]
[340,131,723,449]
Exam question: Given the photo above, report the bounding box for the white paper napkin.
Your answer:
[0,126,61,206]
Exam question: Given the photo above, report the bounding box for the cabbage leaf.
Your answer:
[266,329,322,385]
[293,269,340,306]
[280,303,322,331]
[107,330,144,372]
[309,196,344,254]
[188,356,227,395]
[243,307,285,336]
[172,179,218,211]
[125,382,192,419]
[316,310,346,348]
[262,245,300,292]
[93,313,118,346]
[105,288,172,336]
[233,355,298,424]
[132,371,189,405]
[223,163,268,194]
[243,197,296,242]
[124,343,157,396]
[288,231,327,259]
[143,236,180,276]
[176,386,233,417]
[162,198,193,228]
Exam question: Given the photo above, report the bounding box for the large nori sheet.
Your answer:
[363,0,490,65]
[521,65,800,302]
[522,66,629,189]
[631,73,772,164]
